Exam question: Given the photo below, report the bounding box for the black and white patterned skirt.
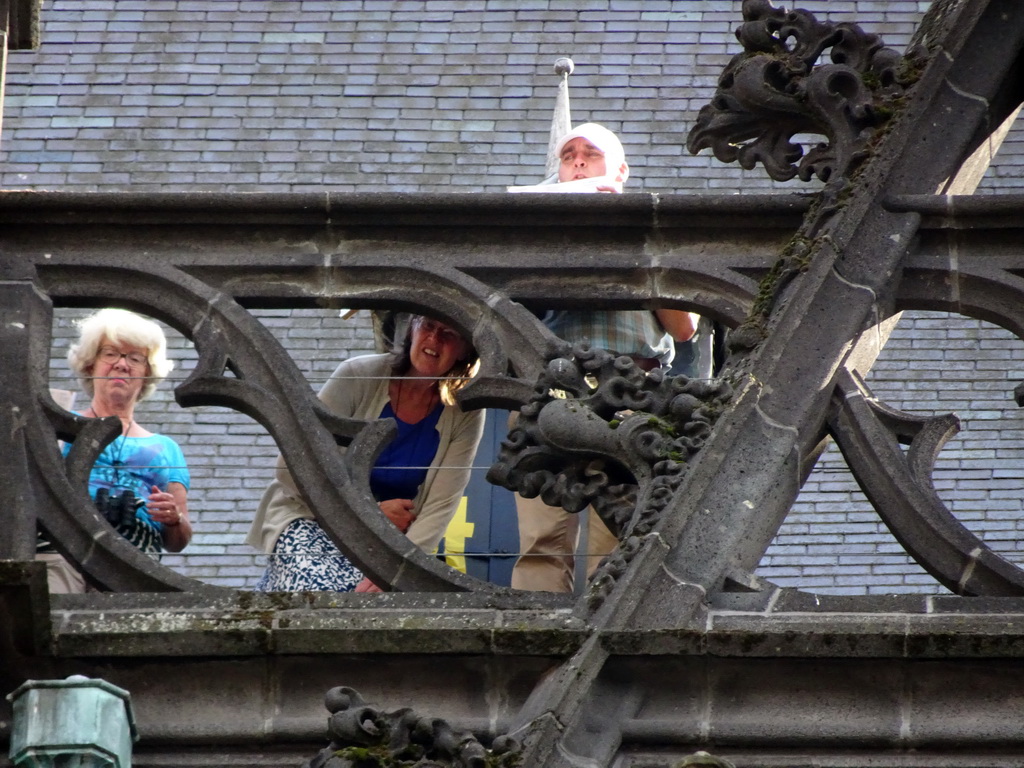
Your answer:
[255,518,363,592]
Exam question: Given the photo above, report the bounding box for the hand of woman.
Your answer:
[355,577,383,593]
[147,484,183,526]
[378,498,415,532]
[148,482,192,553]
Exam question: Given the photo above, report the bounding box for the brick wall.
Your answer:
[16,1,1024,593]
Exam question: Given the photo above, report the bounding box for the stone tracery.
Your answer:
[5,1,1024,765]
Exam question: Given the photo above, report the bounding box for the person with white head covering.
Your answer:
[552,122,629,191]
[509,122,699,593]
[507,121,631,194]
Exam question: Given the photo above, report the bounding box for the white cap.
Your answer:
[553,122,629,183]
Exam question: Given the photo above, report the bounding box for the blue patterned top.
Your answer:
[62,432,190,531]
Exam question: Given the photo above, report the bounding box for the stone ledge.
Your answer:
[44,589,584,656]
[0,189,811,229]
[31,587,1024,660]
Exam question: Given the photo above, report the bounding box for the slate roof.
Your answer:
[5,0,1019,194]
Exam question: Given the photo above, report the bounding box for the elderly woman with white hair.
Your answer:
[40,309,193,590]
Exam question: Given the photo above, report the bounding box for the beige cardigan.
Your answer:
[246,353,485,555]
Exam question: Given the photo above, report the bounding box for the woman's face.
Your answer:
[408,318,469,380]
[90,337,150,405]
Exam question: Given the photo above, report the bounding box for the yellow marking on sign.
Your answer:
[441,496,475,573]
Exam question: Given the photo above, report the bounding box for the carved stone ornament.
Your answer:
[687,0,926,184]
[487,343,733,606]
[303,687,521,768]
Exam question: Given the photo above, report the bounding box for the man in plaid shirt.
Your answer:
[512,123,698,592]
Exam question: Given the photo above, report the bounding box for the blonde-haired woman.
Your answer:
[41,308,193,591]
[248,314,484,593]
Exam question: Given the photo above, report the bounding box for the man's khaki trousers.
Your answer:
[510,494,619,593]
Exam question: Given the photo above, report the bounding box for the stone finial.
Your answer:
[545,57,575,178]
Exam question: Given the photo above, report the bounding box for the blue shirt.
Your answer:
[370,401,443,501]
[62,432,190,531]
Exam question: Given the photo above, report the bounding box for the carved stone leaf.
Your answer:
[688,0,920,183]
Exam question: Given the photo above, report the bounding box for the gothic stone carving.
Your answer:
[303,687,520,768]
[687,0,926,185]
[487,344,732,610]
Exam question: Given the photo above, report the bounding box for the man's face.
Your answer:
[558,137,607,182]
